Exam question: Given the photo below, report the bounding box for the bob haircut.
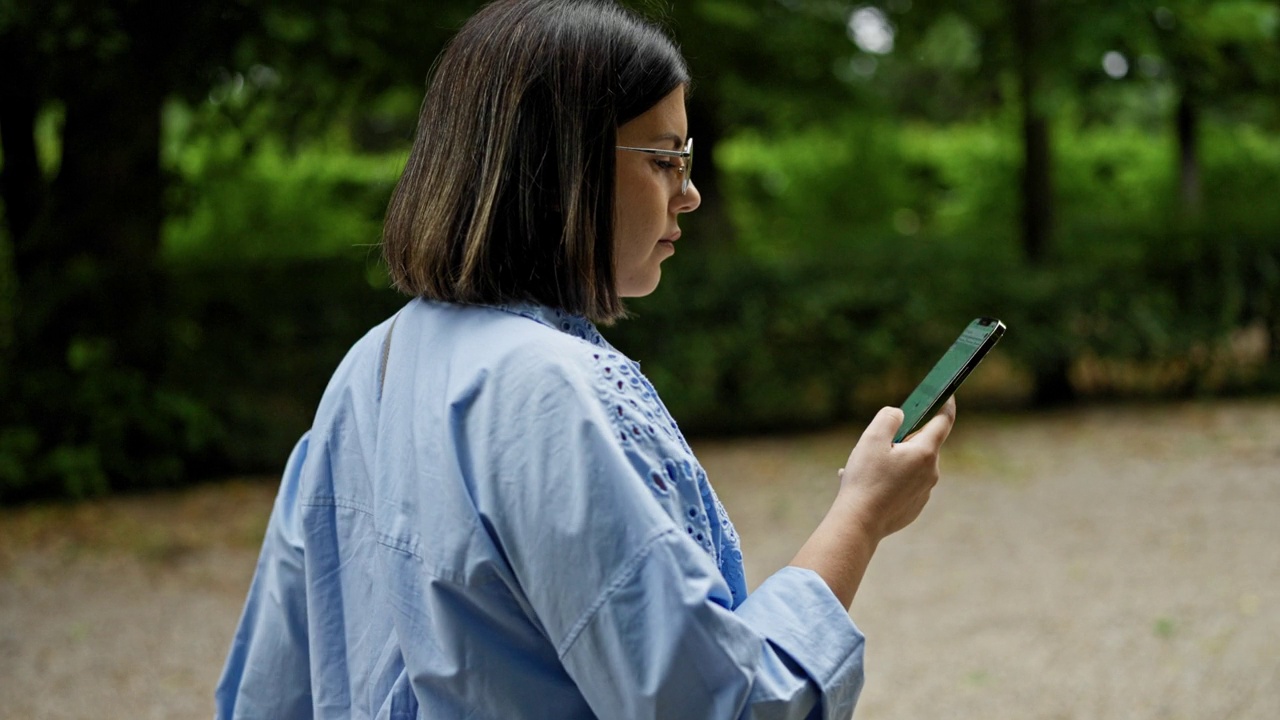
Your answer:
[382,0,690,324]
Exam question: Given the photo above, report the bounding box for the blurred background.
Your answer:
[1,0,1278,497]
[2,2,1279,718]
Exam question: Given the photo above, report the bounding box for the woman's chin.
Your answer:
[617,271,662,298]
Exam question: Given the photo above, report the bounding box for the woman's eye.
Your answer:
[655,160,681,172]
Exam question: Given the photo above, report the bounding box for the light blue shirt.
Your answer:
[216,299,865,719]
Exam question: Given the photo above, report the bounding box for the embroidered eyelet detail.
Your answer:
[570,326,744,599]
[494,303,607,347]
[663,460,679,487]
[489,302,747,603]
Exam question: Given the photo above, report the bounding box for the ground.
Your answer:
[1,399,1277,719]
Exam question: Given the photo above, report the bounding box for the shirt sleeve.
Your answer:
[470,350,866,720]
[215,435,313,720]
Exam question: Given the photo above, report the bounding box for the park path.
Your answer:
[2,399,1277,719]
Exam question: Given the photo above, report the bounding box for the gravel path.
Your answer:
[2,399,1278,719]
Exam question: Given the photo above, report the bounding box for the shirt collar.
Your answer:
[493,303,609,348]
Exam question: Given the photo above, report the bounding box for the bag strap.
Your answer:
[379,313,400,398]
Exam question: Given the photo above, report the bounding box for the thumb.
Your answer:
[861,406,905,446]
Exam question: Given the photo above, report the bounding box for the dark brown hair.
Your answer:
[382,0,689,323]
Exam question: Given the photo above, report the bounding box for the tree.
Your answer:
[3,0,261,353]
[883,0,1083,401]
[885,0,1279,397]
[0,0,261,496]
[620,1,875,250]
[1147,1,1280,215]
[0,0,476,496]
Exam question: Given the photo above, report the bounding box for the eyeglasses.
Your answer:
[615,137,693,195]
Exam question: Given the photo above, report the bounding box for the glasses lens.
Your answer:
[683,138,693,195]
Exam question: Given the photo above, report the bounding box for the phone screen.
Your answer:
[893,317,1006,443]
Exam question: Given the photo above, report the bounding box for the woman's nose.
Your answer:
[675,181,701,213]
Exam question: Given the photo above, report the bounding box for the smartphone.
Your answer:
[893,317,1006,443]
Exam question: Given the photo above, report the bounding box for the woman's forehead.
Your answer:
[619,89,687,145]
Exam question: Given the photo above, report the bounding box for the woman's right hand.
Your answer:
[835,397,956,544]
[789,398,956,608]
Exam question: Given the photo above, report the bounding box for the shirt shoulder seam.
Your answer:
[555,527,677,659]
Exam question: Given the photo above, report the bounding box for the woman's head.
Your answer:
[383,0,697,323]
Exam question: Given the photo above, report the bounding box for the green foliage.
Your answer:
[616,238,1016,432]
[895,122,1021,242]
[915,13,983,73]
[717,118,909,258]
[703,113,1280,415]
[6,113,1280,499]
[0,227,13,354]
[1053,124,1175,227]
[164,140,402,261]
[1201,124,1280,206]
[0,253,406,503]
[720,114,1280,262]
[161,98,405,261]
[615,216,1280,434]
[163,258,406,471]
[0,362,221,503]
[6,0,1280,503]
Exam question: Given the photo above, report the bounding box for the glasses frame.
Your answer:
[615,137,693,195]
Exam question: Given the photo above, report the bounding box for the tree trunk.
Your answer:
[684,93,735,249]
[1270,308,1280,365]
[1176,92,1202,217]
[1012,0,1073,405]
[1013,0,1054,266]
[0,32,45,247]
[1020,113,1054,264]
[16,56,168,378]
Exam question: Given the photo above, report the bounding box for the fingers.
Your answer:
[910,396,957,448]
[861,406,906,446]
[834,401,953,541]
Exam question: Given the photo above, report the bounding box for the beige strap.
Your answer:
[379,314,400,397]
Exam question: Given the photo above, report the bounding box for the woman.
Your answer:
[216,1,955,718]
